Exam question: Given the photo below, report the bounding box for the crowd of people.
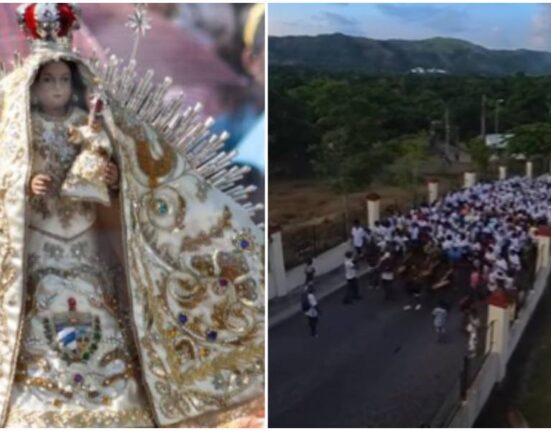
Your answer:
[303,175,546,351]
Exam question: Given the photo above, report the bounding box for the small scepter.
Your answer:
[126,3,151,62]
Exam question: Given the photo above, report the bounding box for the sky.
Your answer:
[269,3,551,52]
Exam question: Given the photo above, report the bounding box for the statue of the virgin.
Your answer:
[0,3,264,427]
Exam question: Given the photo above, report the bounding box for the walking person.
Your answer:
[378,247,395,300]
[351,219,368,259]
[344,251,361,304]
[304,257,316,286]
[404,264,423,311]
[302,283,319,337]
[432,301,449,343]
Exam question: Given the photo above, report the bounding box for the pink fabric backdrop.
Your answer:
[0,3,245,116]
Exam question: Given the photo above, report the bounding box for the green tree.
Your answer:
[388,132,430,205]
[507,123,551,160]
[467,136,492,178]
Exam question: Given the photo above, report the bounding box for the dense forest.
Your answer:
[269,66,551,189]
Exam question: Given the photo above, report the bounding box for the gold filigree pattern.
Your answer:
[136,140,175,188]
[114,112,176,187]
[191,254,215,276]
[61,59,266,426]
[173,343,263,386]
[217,251,250,282]
[5,407,154,427]
[181,206,233,252]
[182,396,264,428]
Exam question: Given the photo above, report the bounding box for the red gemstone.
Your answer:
[94,98,104,114]
[23,5,39,39]
[68,297,77,311]
[57,4,77,37]
[219,278,229,288]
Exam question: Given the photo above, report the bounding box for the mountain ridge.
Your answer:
[269,34,551,76]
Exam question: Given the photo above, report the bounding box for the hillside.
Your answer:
[269,34,551,76]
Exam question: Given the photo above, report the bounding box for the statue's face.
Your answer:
[33,61,73,114]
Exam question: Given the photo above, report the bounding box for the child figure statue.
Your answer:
[62,88,113,206]
[0,3,264,427]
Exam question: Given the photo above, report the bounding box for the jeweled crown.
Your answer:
[17,3,80,50]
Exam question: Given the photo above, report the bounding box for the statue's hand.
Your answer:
[30,174,53,196]
[104,162,119,188]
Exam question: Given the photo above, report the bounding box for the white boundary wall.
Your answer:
[449,241,551,428]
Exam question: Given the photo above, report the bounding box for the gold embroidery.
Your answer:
[181,206,233,252]
[0,185,14,345]
[217,251,250,282]
[233,229,257,253]
[177,343,263,386]
[140,334,169,379]
[191,254,215,276]
[5,407,154,427]
[62,123,112,204]
[234,277,259,305]
[114,114,175,188]
[181,396,264,428]
[136,140,175,188]
[112,102,265,425]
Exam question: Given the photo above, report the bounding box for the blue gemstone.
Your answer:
[178,313,188,325]
[157,200,169,215]
[240,239,250,249]
[207,331,217,341]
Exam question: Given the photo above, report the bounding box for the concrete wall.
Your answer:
[508,266,550,361]
[449,263,551,427]
[448,354,500,428]
[268,230,288,299]
[268,236,353,300]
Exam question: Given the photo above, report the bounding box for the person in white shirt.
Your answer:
[343,251,361,304]
[496,254,509,273]
[378,249,395,300]
[302,284,319,337]
[484,247,496,265]
[351,219,368,258]
[442,235,453,252]
[509,251,521,272]
[467,309,481,358]
[432,301,449,343]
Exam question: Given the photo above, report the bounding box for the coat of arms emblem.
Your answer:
[42,297,102,364]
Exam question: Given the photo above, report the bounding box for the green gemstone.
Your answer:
[82,352,90,361]
[90,343,98,351]
[156,199,169,215]
[93,332,101,341]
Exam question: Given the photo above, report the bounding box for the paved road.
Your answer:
[269,270,469,428]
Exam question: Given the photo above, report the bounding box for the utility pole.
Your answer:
[481,94,486,137]
[444,105,450,158]
[494,99,504,134]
